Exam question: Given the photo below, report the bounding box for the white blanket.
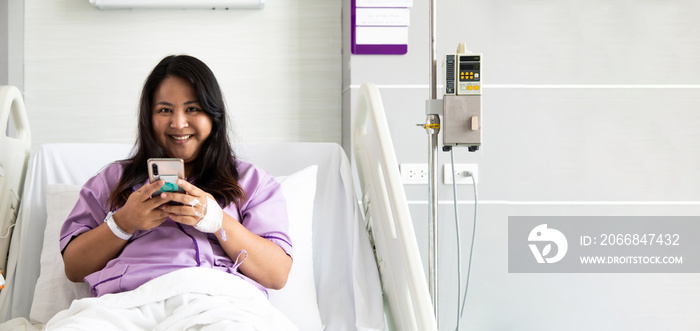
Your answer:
[43,267,298,331]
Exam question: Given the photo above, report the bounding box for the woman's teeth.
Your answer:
[171,135,191,141]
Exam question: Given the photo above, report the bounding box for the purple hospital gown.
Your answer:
[59,159,292,297]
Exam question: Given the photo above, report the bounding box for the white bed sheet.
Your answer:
[44,267,299,330]
[0,142,384,330]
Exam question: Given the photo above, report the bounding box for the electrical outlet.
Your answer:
[443,163,478,185]
[400,163,429,184]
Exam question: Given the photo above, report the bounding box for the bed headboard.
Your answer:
[0,86,31,273]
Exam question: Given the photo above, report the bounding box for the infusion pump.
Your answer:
[445,53,481,96]
[442,52,482,150]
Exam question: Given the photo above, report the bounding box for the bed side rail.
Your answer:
[0,85,32,273]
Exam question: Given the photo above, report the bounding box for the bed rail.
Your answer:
[0,85,32,273]
[353,83,437,331]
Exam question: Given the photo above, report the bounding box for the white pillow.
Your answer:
[31,166,322,331]
[30,184,90,324]
[268,165,323,331]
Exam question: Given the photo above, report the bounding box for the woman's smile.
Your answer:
[171,135,190,140]
[169,134,193,142]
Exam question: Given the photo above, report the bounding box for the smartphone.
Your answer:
[147,158,185,195]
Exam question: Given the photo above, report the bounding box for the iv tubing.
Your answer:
[450,150,462,331]
[458,163,479,325]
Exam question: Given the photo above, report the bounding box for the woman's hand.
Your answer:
[111,179,171,234]
[157,179,214,227]
[63,180,170,282]
[160,179,292,289]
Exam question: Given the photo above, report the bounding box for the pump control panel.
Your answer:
[457,54,480,95]
[445,54,481,96]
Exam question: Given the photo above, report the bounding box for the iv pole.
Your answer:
[422,1,482,327]
[424,0,440,325]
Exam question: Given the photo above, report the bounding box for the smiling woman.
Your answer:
[56,55,296,328]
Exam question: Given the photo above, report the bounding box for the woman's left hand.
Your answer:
[162,180,291,290]
[158,179,215,227]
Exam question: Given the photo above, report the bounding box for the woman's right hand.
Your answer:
[64,180,172,282]
[111,179,171,234]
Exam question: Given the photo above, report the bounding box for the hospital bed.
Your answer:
[0,84,437,330]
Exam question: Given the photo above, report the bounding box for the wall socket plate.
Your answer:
[400,163,429,184]
[444,163,478,185]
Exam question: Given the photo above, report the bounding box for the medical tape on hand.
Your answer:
[194,196,226,241]
[189,198,205,219]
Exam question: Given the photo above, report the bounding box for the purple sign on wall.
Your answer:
[351,0,411,55]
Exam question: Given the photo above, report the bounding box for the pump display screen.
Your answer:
[460,63,480,71]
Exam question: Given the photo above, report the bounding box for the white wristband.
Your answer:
[105,211,132,240]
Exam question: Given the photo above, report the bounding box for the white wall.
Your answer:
[24,0,341,148]
[344,0,700,330]
[0,0,24,89]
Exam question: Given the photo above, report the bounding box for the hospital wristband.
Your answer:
[105,211,133,240]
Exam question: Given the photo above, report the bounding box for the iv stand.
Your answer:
[423,1,482,327]
[424,113,439,323]
[425,0,440,326]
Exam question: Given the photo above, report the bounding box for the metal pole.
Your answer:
[427,0,440,325]
[429,0,438,100]
[425,114,440,326]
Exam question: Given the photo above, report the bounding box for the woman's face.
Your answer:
[151,75,213,165]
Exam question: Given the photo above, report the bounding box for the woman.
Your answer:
[59,55,293,298]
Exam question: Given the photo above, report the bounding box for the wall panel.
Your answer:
[25,0,341,147]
